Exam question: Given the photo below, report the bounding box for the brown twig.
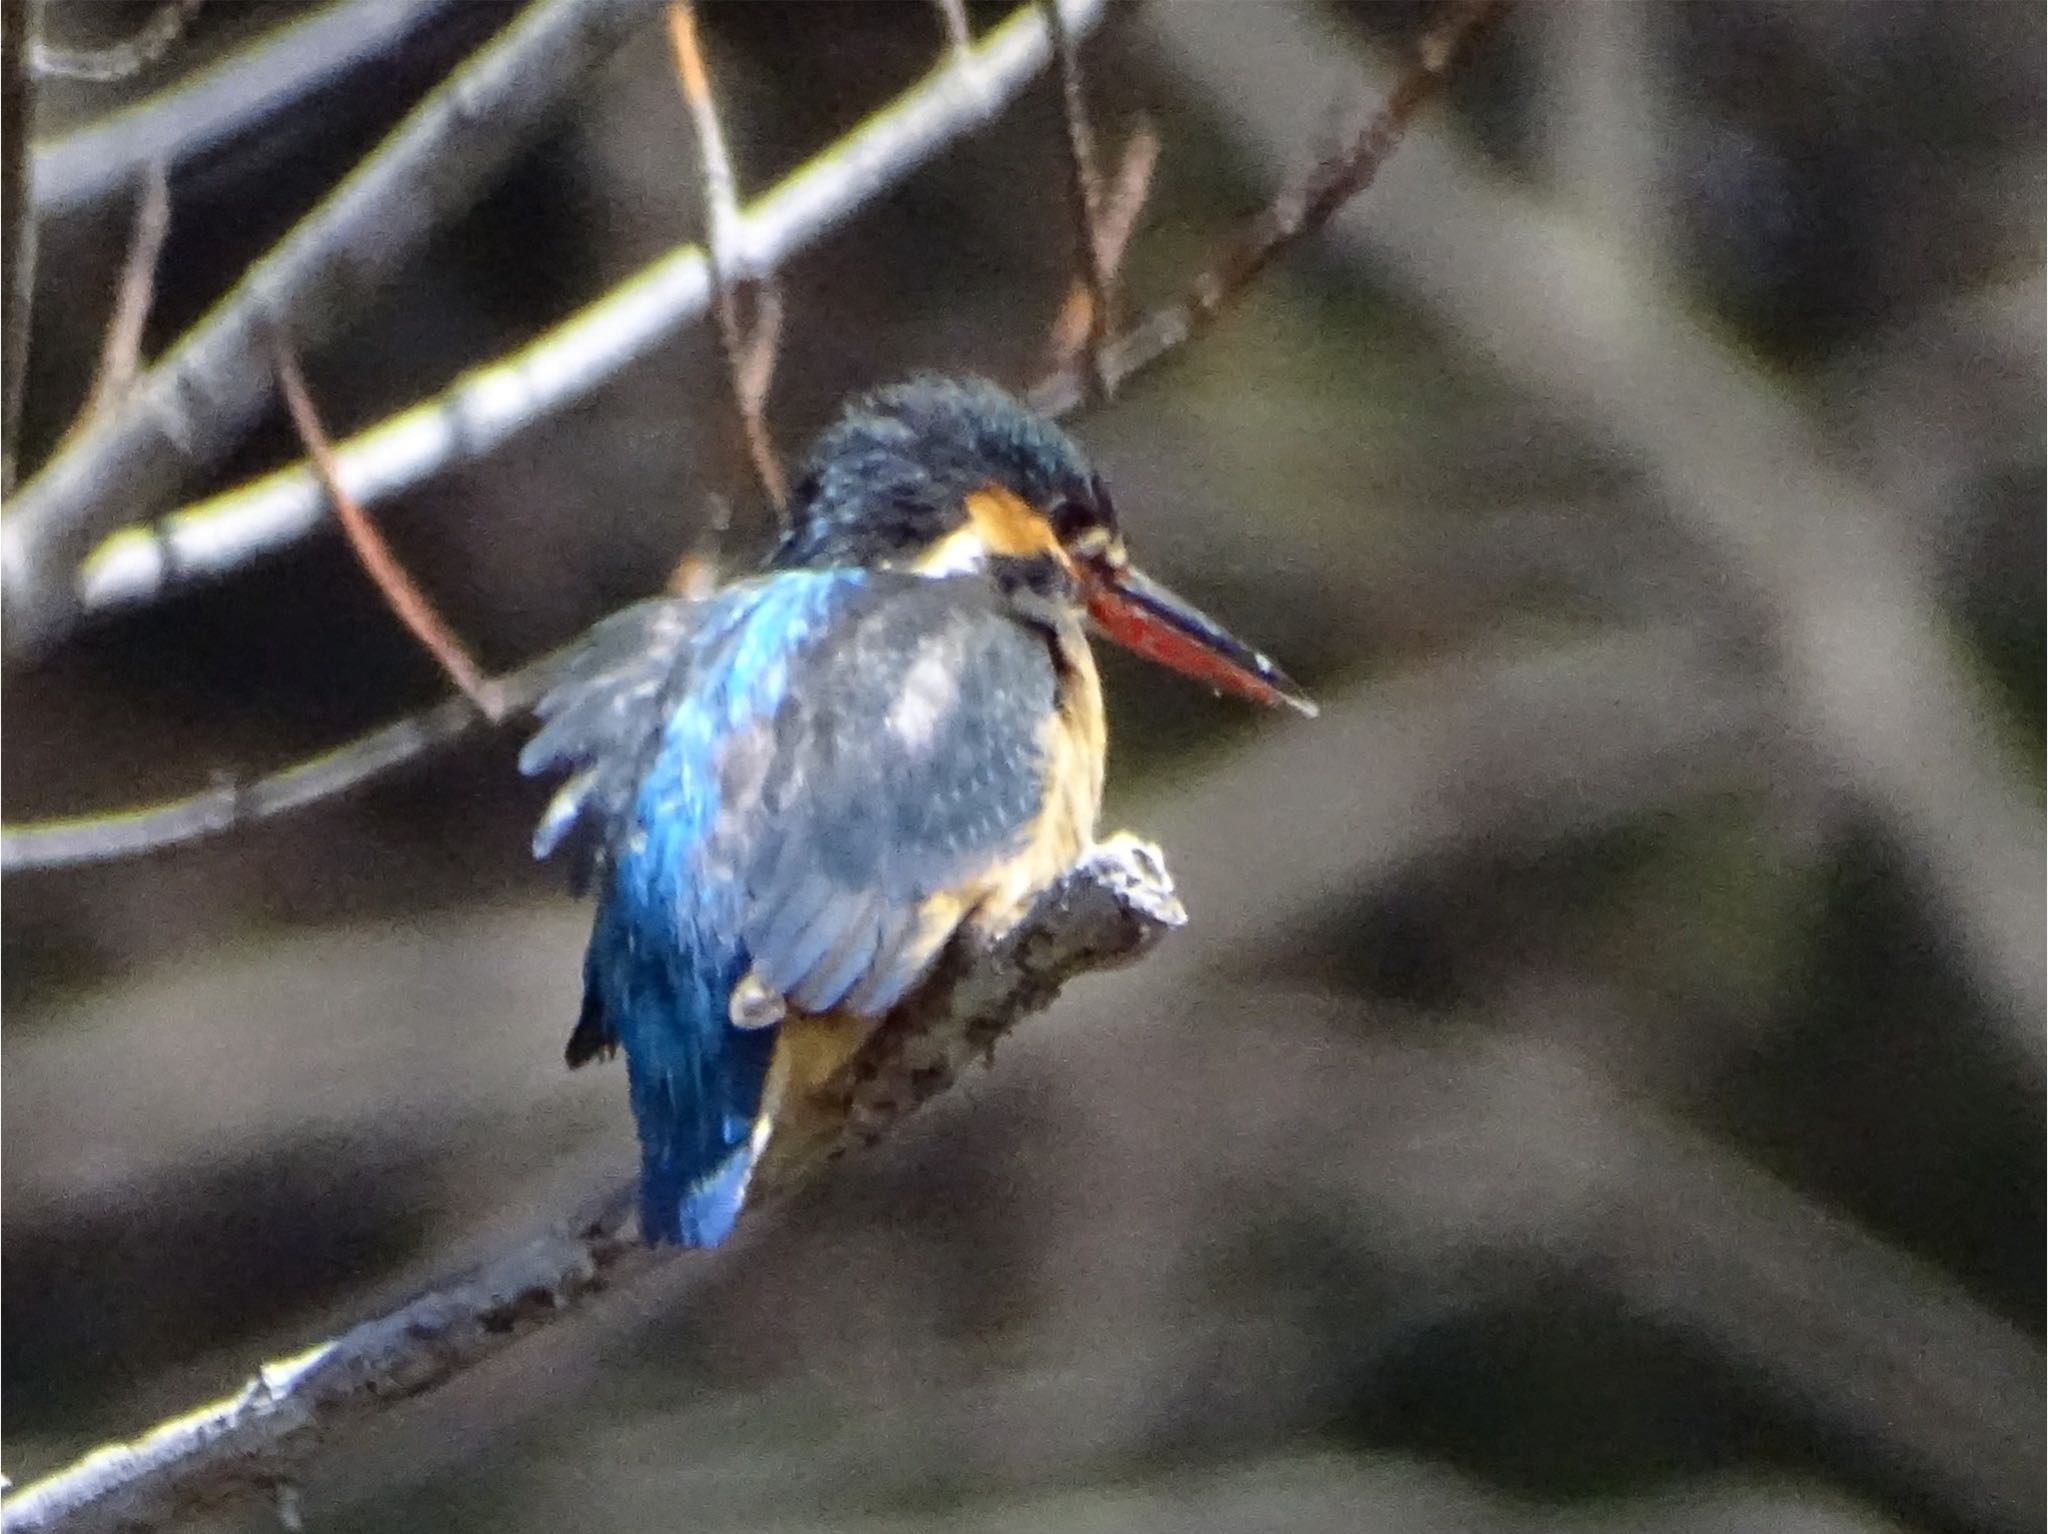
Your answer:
[1039,0,1116,402]
[666,1,789,517]
[270,336,502,720]
[30,0,203,82]
[1029,0,1511,417]
[74,164,171,429]
[1043,118,1157,372]
[929,0,972,58]
[0,0,1500,875]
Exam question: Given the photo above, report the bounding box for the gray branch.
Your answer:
[30,0,202,83]
[0,835,1180,1534]
[30,0,460,217]
[51,0,1107,636]
[1,0,667,659]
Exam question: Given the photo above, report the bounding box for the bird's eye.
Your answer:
[1049,498,1097,545]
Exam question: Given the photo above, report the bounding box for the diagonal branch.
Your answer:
[1,0,669,660]
[1030,0,1511,418]
[0,837,1180,1534]
[1149,0,2044,1058]
[31,0,463,217]
[64,0,1112,634]
[666,0,788,517]
[0,0,1502,876]
[30,0,203,82]
[271,336,502,718]
[0,662,554,873]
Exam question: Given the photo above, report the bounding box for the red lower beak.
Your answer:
[1085,565,1316,716]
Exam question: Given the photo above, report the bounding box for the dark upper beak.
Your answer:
[1083,562,1316,717]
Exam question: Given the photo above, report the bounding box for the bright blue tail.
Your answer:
[584,895,778,1247]
[643,1135,760,1247]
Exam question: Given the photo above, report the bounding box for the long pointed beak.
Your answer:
[1084,563,1317,716]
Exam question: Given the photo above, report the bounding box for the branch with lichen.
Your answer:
[0,835,1180,1534]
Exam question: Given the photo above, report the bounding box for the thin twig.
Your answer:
[0,663,556,873]
[1030,0,1512,418]
[666,0,788,516]
[1039,0,1115,402]
[32,0,461,217]
[0,839,1180,1534]
[1,0,669,660]
[1,0,37,494]
[66,0,1112,631]
[1149,0,2045,1055]
[31,0,203,82]
[0,0,1495,873]
[74,164,172,429]
[1043,118,1157,371]
[929,0,971,58]
[271,336,502,720]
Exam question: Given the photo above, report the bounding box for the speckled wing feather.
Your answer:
[524,573,1060,1018]
[521,595,709,893]
[731,575,1059,1015]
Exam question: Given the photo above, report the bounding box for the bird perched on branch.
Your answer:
[522,377,1312,1245]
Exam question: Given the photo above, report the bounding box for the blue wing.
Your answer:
[522,570,1057,1243]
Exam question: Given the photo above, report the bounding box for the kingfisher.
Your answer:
[522,376,1312,1246]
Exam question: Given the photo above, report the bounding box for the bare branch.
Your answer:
[0,661,553,873]
[1039,0,1116,402]
[2,0,37,493]
[30,0,203,83]
[0,0,1499,878]
[73,164,172,429]
[1,0,1113,875]
[271,337,502,719]
[0,838,1180,1534]
[1148,0,2045,1057]
[1030,0,1512,417]
[31,0,462,217]
[1043,118,1157,372]
[0,1186,652,1534]
[64,0,1112,634]
[1,0,670,659]
[666,0,788,516]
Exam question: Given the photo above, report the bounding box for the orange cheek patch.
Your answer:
[963,485,1060,560]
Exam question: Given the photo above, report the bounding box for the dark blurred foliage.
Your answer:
[4,4,2041,1533]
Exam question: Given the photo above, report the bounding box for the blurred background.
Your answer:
[3,2,2042,1532]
